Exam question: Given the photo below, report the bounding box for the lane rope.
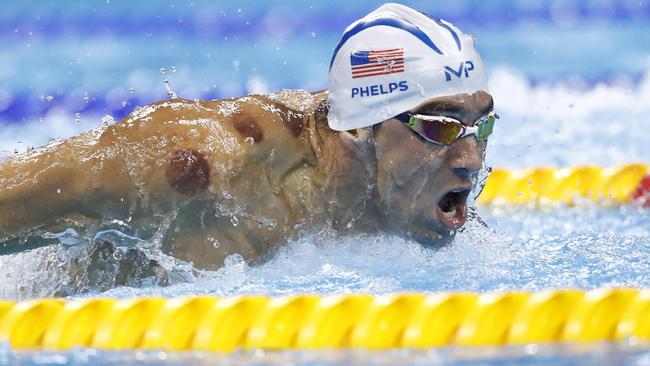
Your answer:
[478,163,650,206]
[1,164,648,352]
[1,289,649,351]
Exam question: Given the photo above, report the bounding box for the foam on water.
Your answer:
[487,66,650,168]
[88,204,650,299]
[0,203,647,301]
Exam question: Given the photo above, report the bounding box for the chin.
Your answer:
[405,223,456,249]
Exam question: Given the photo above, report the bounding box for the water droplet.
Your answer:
[129,88,135,94]
[83,96,89,103]
[230,215,240,227]
[101,114,115,126]
[169,66,176,73]
[13,149,18,154]
[159,67,166,74]
[45,95,54,102]
[163,78,177,99]
[74,113,81,123]
[112,248,124,261]
[224,253,244,266]
[209,237,221,249]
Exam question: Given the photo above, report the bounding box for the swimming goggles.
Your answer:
[394,111,498,145]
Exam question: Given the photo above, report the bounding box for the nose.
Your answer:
[447,136,483,180]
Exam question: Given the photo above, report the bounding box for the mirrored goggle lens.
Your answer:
[412,117,462,145]
[476,115,495,141]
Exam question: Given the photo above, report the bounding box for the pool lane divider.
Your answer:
[0,289,649,351]
[478,163,650,206]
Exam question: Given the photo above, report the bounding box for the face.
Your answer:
[373,91,494,246]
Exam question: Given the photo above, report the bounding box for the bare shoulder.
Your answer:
[102,90,324,147]
[86,91,323,197]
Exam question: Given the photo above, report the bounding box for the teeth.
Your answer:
[442,205,458,218]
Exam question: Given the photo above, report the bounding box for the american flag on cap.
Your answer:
[350,48,405,79]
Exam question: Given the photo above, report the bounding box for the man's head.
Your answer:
[326,3,494,244]
[372,91,493,245]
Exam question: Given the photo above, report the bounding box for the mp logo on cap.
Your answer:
[444,60,475,81]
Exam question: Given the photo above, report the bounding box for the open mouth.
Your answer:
[436,188,471,230]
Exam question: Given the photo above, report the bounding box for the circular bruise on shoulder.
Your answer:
[232,113,264,143]
[166,149,211,195]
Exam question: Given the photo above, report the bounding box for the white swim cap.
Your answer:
[327,3,489,131]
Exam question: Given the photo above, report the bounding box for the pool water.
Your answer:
[1,0,650,364]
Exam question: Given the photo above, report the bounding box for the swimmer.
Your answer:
[0,4,494,271]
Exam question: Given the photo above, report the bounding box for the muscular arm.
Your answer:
[0,99,229,241]
[0,93,323,268]
[0,129,109,238]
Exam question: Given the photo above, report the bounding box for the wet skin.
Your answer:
[0,90,493,269]
[373,91,494,245]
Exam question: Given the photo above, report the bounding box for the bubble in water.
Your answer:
[83,96,89,103]
[230,215,240,227]
[112,248,124,261]
[159,67,166,74]
[45,95,54,102]
[208,237,220,249]
[74,113,81,123]
[129,88,135,94]
[169,66,176,73]
[310,32,317,38]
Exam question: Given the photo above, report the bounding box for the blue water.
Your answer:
[1,0,650,365]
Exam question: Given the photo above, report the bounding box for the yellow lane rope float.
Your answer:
[1,289,649,352]
[478,163,650,206]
